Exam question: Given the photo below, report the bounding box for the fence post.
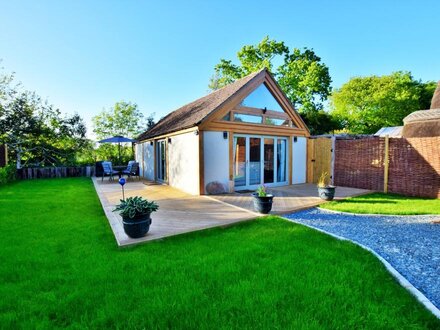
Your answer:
[330,136,336,186]
[383,135,389,193]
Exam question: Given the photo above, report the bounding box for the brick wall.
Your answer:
[333,137,440,198]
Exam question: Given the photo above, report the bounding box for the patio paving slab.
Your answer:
[211,184,370,214]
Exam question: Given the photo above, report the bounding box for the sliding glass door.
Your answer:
[156,140,167,182]
[233,135,288,190]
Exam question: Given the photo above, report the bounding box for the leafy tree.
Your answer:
[92,101,153,139]
[330,72,436,134]
[0,68,87,168]
[92,101,155,164]
[209,36,334,134]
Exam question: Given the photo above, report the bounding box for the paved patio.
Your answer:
[93,177,370,246]
[211,184,370,214]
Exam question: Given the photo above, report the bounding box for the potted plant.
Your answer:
[113,196,159,238]
[317,172,336,201]
[252,184,274,214]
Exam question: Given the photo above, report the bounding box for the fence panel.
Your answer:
[18,166,95,179]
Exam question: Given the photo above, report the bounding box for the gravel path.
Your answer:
[284,208,440,308]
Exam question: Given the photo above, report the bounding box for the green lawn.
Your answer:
[0,179,438,328]
[320,192,440,215]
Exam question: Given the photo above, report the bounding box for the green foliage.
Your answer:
[0,66,88,168]
[0,178,438,328]
[255,184,268,197]
[92,101,154,139]
[0,163,16,185]
[209,36,333,133]
[301,110,342,135]
[113,196,159,219]
[321,192,440,215]
[330,72,436,134]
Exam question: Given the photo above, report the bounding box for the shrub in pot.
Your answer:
[317,172,336,201]
[252,184,274,214]
[113,196,159,238]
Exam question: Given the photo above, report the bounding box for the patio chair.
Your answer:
[102,161,119,181]
[122,161,140,181]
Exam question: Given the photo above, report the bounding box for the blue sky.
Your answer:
[1,0,439,138]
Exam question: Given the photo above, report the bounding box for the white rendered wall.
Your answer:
[292,137,307,184]
[143,142,155,180]
[135,143,143,175]
[168,132,199,195]
[203,131,229,192]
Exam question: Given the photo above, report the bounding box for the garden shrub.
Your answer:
[0,164,16,185]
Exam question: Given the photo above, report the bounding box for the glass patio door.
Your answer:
[156,140,167,182]
[233,135,288,190]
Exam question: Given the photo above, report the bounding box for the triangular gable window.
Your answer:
[239,83,284,113]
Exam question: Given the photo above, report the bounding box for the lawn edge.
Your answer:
[316,207,440,217]
[282,215,440,319]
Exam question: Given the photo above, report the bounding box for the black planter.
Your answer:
[122,213,152,238]
[318,186,336,201]
[252,193,274,214]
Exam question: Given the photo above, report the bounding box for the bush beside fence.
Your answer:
[18,166,95,180]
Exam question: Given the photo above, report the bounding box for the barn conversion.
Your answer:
[135,68,310,195]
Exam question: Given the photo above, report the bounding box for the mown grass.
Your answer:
[320,192,440,215]
[0,178,438,328]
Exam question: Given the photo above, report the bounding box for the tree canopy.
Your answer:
[92,101,154,139]
[330,72,436,134]
[0,69,87,168]
[209,36,335,134]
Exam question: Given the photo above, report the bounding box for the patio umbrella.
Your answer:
[98,136,136,164]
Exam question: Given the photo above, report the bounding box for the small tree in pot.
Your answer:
[114,196,159,238]
[317,172,336,201]
[252,184,274,214]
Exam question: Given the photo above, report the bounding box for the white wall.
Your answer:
[168,132,200,195]
[292,136,307,184]
[135,142,155,180]
[203,131,230,192]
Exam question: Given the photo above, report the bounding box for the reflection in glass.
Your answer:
[265,117,290,126]
[277,139,287,182]
[249,138,261,185]
[240,84,284,112]
[234,113,262,124]
[264,138,274,183]
[233,137,246,187]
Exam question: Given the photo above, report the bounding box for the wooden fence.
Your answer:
[307,136,440,198]
[18,166,95,179]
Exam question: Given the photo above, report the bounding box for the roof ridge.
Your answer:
[137,68,266,140]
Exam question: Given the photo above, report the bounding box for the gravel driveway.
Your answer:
[284,208,440,309]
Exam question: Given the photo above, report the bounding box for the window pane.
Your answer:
[222,113,230,121]
[277,139,287,182]
[240,84,284,112]
[234,113,262,124]
[233,137,246,187]
[265,117,290,126]
[264,138,274,183]
[249,138,261,185]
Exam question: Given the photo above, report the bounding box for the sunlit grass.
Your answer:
[321,192,440,215]
[0,178,438,328]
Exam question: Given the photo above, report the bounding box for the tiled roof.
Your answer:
[138,69,265,141]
